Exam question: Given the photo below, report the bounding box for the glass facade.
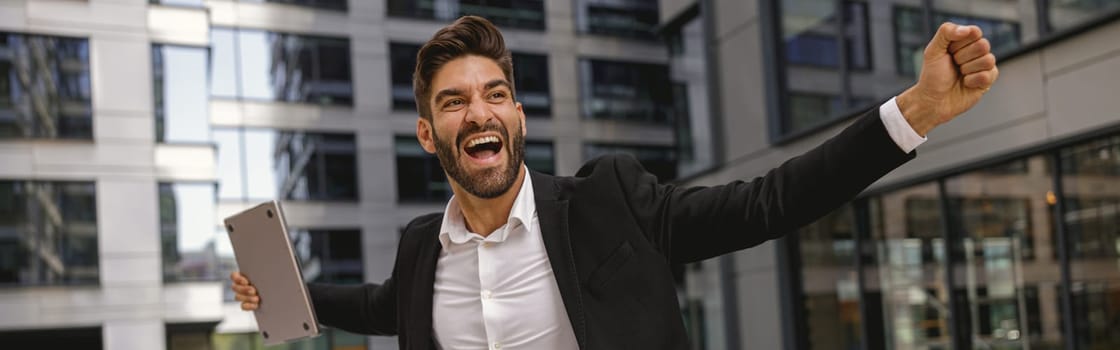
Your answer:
[0,181,98,286]
[395,135,555,203]
[577,0,660,40]
[215,128,358,202]
[390,43,552,116]
[152,45,210,143]
[583,143,677,182]
[387,0,545,30]
[211,28,352,106]
[0,32,92,139]
[773,0,1080,137]
[580,59,674,124]
[790,132,1120,349]
[159,183,233,283]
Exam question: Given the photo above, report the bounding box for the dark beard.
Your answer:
[432,120,524,199]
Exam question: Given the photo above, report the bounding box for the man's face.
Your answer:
[416,55,527,199]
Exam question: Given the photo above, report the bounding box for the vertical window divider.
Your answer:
[1035,0,1052,37]
[1049,151,1079,350]
[938,178,969,349]
[836,0,853,111]
[851,198,877,350]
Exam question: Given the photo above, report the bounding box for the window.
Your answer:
[212,329,365,350]
[512,53,551,116]
[784,2,871,70]
[215,128,358,201]
[0,327,102,349]
[580,59,674,124]
[0,32,91,139]
[1058,135,1120,349]
[289,229,363,284]
[577,0,660,40]
[387,0,545,30]
[159,183,231,282]
[390,43,552,117]
[794,204,863,350]
[210,28,352,106]
[239,0,347,11]
[395,136,554,202]
[152,45,210,143]
[1048,0,1120,31]
[583,144,677,182]
[0,181,98,286]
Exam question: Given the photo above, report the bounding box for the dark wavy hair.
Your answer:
[413,15,514,119]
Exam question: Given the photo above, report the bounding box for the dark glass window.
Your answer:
[1049,0,1120,31]
[290,228,363,284]
[210,28,352,106]
[578,0,660,40]
[0,328,102,349]
[390,43,551,117]
[0,181,98,286]
[211,329,365,350]
[784,2,871,70]
[584,144,677,182]
[512,53,551,116]
[214,128,358,201]
[239,0,347,11]
[580,59,673,124]
[152,45,210,143]
[1058,135,1120,349]
[387,0,545,30]
[389,43,420,111]
[395,136,554,202]
[159,183,229,282]
[0,32,91,139]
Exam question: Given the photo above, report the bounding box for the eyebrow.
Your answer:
[432,88,465,106]
[484,79,511,91]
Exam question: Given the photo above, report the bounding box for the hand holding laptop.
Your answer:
[231,271,260,311]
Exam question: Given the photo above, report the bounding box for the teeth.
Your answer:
[466,136,500,148]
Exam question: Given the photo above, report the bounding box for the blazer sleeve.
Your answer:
[607,106,914,263]
[307,274,397,335]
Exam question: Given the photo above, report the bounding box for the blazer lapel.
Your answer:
[531,171,587,348]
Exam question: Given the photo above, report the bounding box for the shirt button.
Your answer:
[482,242,494,248]
[493,342,502,350]
[481,290,493,299]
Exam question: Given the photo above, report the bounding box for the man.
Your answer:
[232,15,998,349]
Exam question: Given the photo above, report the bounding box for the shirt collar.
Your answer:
[439,168,536,249]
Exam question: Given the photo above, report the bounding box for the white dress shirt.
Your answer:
[429,99,922,350]
[433,171,578,350]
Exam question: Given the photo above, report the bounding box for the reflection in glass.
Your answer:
[238,0,347,11]
[211,28,352,106]
[216,128,358,202]
[780,0,847,134]
[387,0,545,30]
[584,144,677,182]
[580,59,674,124]
[944,155,1061,348]
[1058,135,1120,349]
[866,182,951,349]
[152,45,210,143]
[160,183,232,282]
[0,32,91,139]
[389,43,421,111]
[796,205,862,349]
[577,0,660,40]
[0,181,98,286]
[1049,0,1120,32]
[211,329,366,350]
[289,229,363,284]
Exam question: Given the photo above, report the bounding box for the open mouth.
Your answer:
[463,134,504,162]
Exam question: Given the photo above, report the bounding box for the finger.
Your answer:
[963,67,998,89]
[947,26,984,54]
[926,23,981,58]
[241,302,258,311]
[231,271,248,285]
[952,38,991,64]
[959,53,996,75]
[231,284,257,296]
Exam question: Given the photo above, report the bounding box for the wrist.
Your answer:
[897,86,938,137]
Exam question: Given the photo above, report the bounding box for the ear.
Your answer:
[515,101,527,136]
[416,117,437,154]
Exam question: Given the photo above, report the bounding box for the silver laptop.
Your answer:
[224,201,321,346]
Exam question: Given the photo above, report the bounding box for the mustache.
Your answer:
[456,121,508,148]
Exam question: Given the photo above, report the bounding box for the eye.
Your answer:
[489,91,506,100]
[444,99,464,108]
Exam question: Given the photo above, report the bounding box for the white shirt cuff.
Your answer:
[879,96,927,154]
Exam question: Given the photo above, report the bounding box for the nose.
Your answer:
[464,96,495,125]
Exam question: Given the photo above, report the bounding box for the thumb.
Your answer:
[925,23,978,59]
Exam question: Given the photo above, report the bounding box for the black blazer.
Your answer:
[307,108,914,349]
